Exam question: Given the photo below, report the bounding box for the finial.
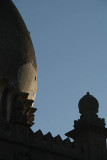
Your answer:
[86,92,90,96]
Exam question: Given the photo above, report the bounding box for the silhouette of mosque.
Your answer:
[0,0,107,160]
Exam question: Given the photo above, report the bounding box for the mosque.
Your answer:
[0,0,107,159]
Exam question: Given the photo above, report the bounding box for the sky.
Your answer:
[13,0,107,139]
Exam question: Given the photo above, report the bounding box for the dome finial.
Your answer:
[86,92,90,95]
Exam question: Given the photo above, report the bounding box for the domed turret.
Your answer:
[78,92,99,115]
[0,0,37,100]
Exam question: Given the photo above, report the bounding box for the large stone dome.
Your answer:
[0,0,37,100]
[78,92,99,115]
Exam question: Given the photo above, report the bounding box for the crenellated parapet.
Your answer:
[34,129,82,159]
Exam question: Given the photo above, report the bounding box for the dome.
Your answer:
[78,92,99,115]
[0,0,37,100]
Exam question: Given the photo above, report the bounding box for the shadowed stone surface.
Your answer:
[0,0,37,100]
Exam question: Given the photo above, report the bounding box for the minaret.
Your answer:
[65,92,107,160]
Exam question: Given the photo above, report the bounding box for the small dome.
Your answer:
[78,92,99,115]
